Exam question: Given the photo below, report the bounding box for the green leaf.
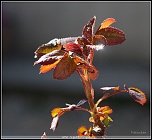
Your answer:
[53,53,77,80]
[103,117,110,127]
[95,27,126,46]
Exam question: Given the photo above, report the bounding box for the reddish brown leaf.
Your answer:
[87,35,107,51]
[95,27,126,46]
[39,59,61,73]
[34,38,62,59]
[128,87,147,105]
[82,16,96,43]
[63,42,83,56]
[50,116,59,132]
[93,35,107,46]
[97,18,116,31]
[74,55,98,80]
[34,50,65,66]
[53,53,77,80]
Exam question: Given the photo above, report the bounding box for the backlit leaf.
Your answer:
[53,53,77,80]
[34,50,65,66]
[63,42,83,56]
[77,126,88,136]
[97,18,116,31]
[95,27,126,46]
[82,16,96,43]
[39,59,61,73]
[128,87,147,105]
[51,108,62,117]
[34,38,62,59]
[98,106,113,114]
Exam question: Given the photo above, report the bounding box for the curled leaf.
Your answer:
[128,87,147,105]
[95,27,126,46]
[50,116,59,132]
[82,16,96,43]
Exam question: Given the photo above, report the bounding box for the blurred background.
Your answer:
[2,1,150,138]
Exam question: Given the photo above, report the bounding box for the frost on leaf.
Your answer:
[128,87,147,105]
[87,35,106,51]
[34,39,62,59]
[50,116,59,132]
[100,86,120,92]
[34,50,65,66]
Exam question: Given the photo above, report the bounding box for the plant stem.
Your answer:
[81,78,95,111]
[77,70,95,111]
